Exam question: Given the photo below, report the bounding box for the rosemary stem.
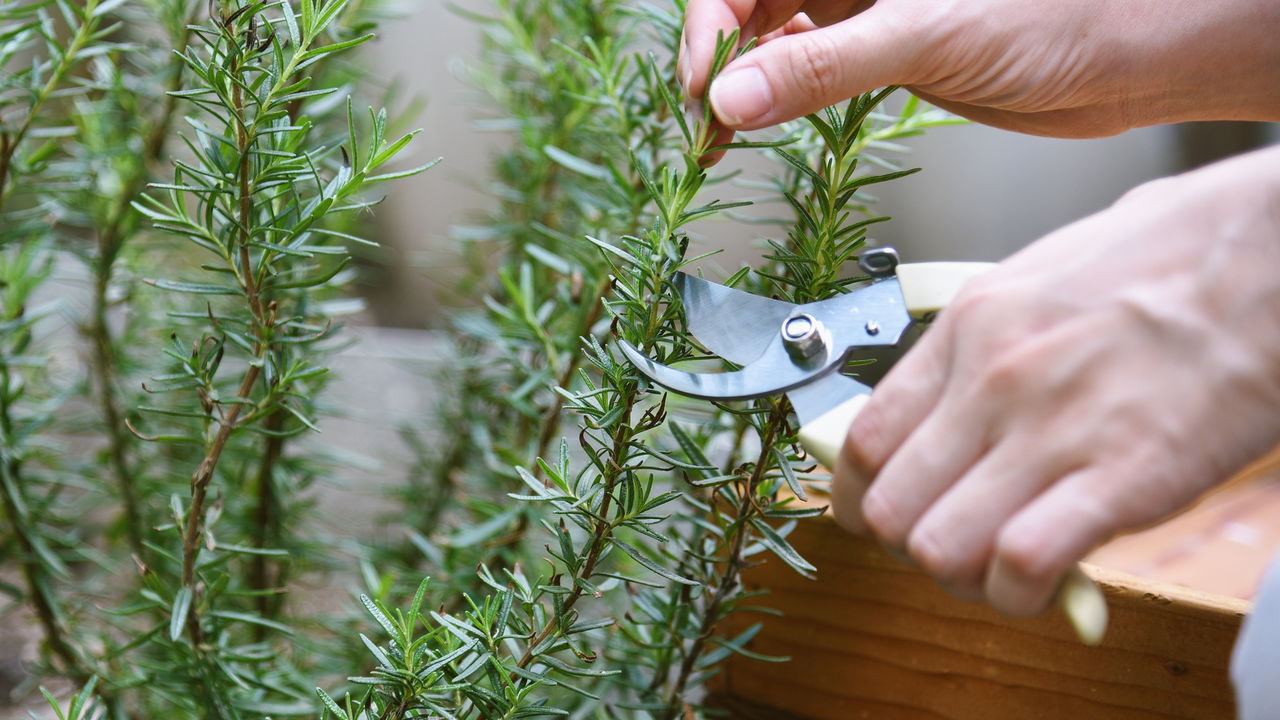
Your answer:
[87,6,200,556]
[250,411,286,628]
[513,410,636,672]
[532,275,611,482]
[660,403,789,716]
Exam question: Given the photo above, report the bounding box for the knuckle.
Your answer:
[993,525,1054,584]
[905,6,1001,94]
[945,280,1001,325]
[786,33,841,101]
[1070,490,1123,539]
[897,0,968,80]
[1116,176,1177,206]
[908,525,981,587]
[976,351,1035,397]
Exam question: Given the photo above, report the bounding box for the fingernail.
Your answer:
[831,464,870,535]
[709,66,772,126]
[683,99,704,138]
[679,36,693,93]
[987,557,1053,618]
[831,500,868,536]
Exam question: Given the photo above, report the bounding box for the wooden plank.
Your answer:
[1088,465,1280,600]
[718,516,1248,719]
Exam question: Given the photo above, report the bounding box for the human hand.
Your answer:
[680,0,1280,150]
[831,145,1280,616]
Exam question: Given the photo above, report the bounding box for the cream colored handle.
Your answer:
[896,261,997,318]
[796,393,870,471]
[1060,566,1108,646]
[797,263,1110,643]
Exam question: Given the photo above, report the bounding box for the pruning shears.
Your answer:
[618,248,1108,646]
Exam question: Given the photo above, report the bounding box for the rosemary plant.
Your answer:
[1,0,143,698]
[120,0,432,712]
[2,0,429,716]
[326,1,959,718]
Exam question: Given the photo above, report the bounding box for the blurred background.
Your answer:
[356,1,1280,328]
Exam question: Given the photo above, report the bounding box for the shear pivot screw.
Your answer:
[782,313,827,363]
[858,247,900,279]
[865,320,880,336]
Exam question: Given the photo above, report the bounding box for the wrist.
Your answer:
[1118,1,1280,126]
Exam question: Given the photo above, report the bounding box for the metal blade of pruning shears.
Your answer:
[621,249,913,424]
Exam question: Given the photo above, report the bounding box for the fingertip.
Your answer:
[906,527,948,575]
[682,0,745,99]
[830,444,871,535]
[848,324,951,470]
[757,11,819,44]
[987,511,1077,617]
[985,476,1118,617]
[985,538,1062,618]
[859,487,902,545]
[711,30,840,129]
[787,11,819,34]
[698,148,727,167]
[696,123,735,166]
[831,390,915,542]
[678,32,693,95]
[712,7,936,129]
[708,65,773,128]
[684,100,735,165]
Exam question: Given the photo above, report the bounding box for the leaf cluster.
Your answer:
[2,0,431,717]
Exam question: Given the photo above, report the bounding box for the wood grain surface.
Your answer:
[718,517,1249,719]
[1089,462,1280,600]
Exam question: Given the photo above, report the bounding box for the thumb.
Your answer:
[709,8,931,129]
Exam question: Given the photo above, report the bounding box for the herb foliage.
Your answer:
[3,1,955,718]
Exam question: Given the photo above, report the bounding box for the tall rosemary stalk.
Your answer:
[82,0,201,557]
[122,1,431,713]
[0,0,131,698]
[3,1,428,716]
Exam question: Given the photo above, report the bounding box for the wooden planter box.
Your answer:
[717,463,1280,719]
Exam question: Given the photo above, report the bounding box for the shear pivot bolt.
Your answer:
[865,320,880,336]
[782,313,827,362]
[858,247,900,279]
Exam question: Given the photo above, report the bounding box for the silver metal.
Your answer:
[785,371,873,427]
[619,335,842,402]
[675,273,794,366]
[858,247,900,279]
[622,267,914,404]
[781,313,828,364]
[864,320,880,336]
[782,315,814,341]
